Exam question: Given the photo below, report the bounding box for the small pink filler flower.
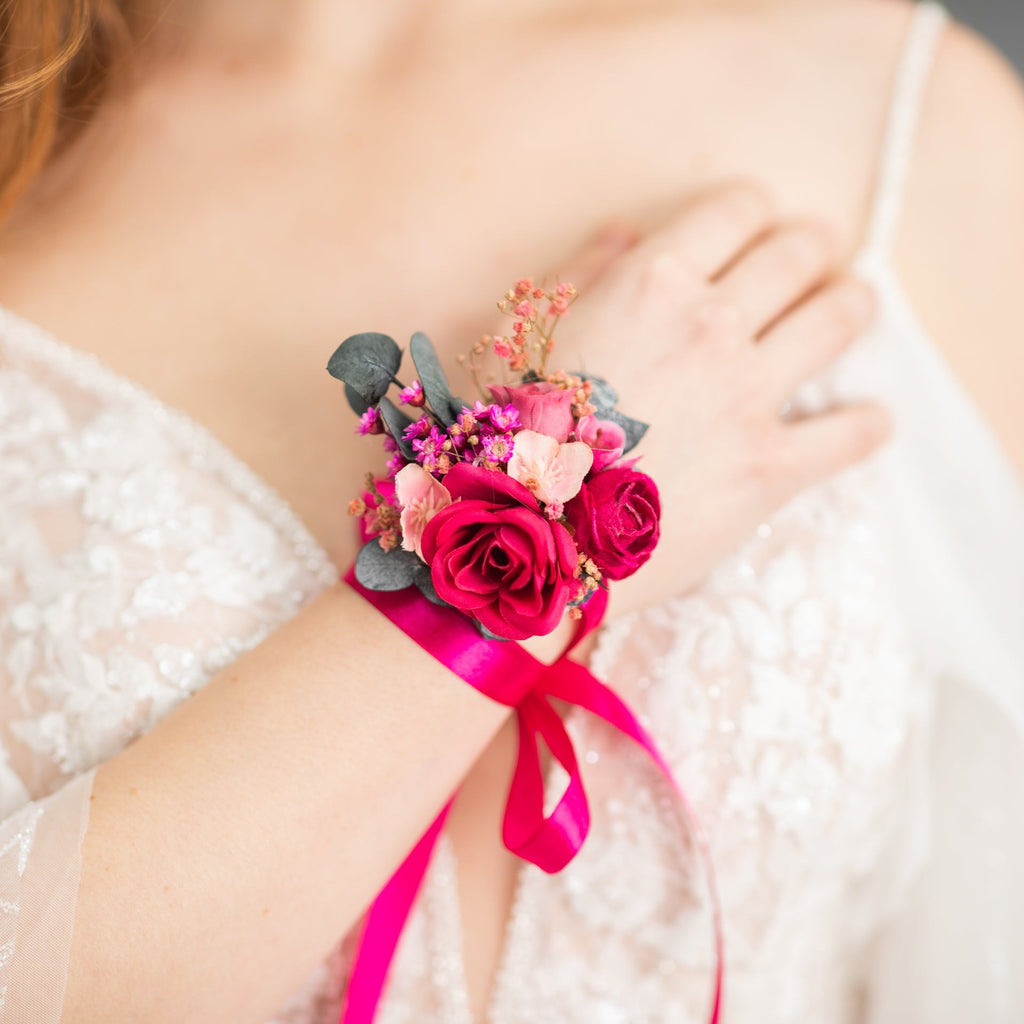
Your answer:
[394,464,452,559]
[399,380,426,407]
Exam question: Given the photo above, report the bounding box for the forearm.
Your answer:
[62,583,511,1024]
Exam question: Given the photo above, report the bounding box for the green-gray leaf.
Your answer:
[413,564,450,607]
[605,409,649,454]
[379,397,417,461]
[344,383,371,418]
[410,332,461,423]
[327,333,402,404]
[354,539,420,591]
[475,621,511,642]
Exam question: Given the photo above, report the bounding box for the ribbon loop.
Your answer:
[503,692,590,872]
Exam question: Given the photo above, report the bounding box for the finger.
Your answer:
[555,222,641,292]
[714,223,837,335]
[776,403,891,493]
[634,182,775,279]
[758,277,876,396]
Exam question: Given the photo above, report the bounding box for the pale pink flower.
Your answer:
[507,429,593,507]
[394,464,452,559]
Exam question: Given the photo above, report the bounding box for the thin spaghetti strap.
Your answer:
[861,2,949,260]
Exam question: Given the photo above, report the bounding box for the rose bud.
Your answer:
[565,465,660,581]
[488,381,576,443]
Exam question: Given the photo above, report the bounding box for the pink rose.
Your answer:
[575,415,626,473]
[394,464,452,559]
[420,463,578,640]
[488,382,576,443]
[565,465,661,581]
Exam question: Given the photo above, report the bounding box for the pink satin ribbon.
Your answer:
[340,568,723,1023]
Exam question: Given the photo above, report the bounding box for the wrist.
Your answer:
[519,615,578,665]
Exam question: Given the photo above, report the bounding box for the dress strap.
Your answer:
[862,2,949,260]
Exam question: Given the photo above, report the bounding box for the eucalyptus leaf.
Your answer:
[413,564,450,607]
[378,397,418,461]
[409,332,461,423]
[354,539,420,591]
[604,409,649,454]
[344,383,371,418]
[573,372,646,451]
[475,621,511,642]
[326,332,403,404]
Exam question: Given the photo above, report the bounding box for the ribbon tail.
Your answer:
[542,662,724,1023]
[340,803,452,1024]
[543,663,678,782]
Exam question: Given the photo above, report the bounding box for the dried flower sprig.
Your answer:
[459,278,579,396]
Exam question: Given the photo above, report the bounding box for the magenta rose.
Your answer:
[565,465,661,581]
[488,382,576,443]
[420,463,578,640]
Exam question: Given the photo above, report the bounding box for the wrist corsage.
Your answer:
[329,280,721,1024]
[329,279,659,641]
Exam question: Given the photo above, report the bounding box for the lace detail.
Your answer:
[0,306,341,1022]
[0,306,335,799]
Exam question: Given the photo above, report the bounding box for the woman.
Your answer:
[0,1,1021,1021]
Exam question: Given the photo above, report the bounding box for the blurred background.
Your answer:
[945,0,1024,73]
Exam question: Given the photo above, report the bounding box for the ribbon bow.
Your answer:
[340,569,723,1023]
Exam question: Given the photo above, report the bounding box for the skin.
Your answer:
[0,0,1020,1020]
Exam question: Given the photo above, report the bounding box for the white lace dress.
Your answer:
[1,4,1022,1022]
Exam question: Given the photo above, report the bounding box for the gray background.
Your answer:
[945,0,1024,73]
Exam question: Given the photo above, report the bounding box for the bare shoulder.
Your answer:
[895,11,1024,474]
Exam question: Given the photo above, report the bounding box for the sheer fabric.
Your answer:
[0,3,1021,1021]
[0,317,338,1022]
[0,771,92,1023]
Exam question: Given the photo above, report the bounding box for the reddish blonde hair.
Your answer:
[0,0,147,217]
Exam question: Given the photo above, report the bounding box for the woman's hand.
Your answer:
[551,184,887,607]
